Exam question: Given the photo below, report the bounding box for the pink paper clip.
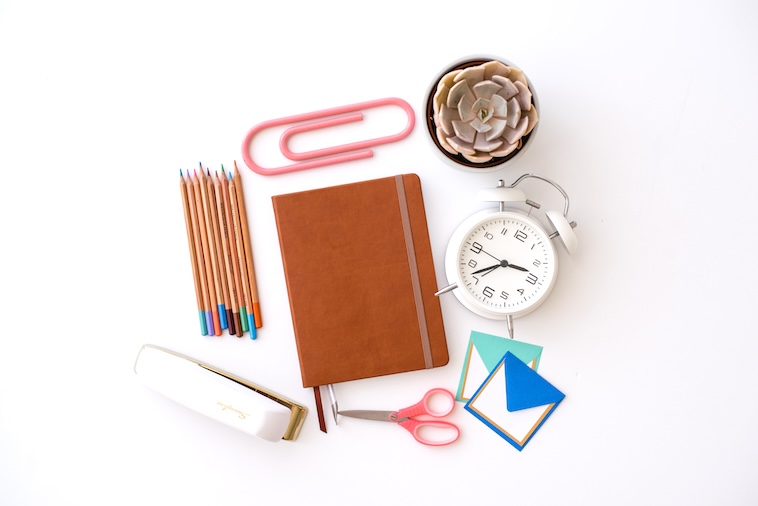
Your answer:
[241,97,415,175]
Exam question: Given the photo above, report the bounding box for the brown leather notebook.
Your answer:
[272,174,449,388]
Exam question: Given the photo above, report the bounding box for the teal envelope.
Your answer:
[465,352,565,451]
[456,331,543,402]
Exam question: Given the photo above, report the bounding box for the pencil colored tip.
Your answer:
[233,160,238,171]
[199,162,202,168]
[194,169,197,176]
[221,164,225,171]
[207,168,210,176]
[180,169,183,176]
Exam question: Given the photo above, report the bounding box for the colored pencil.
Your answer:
[180,170,207,336]
[220,166,244,337]
[228,173,252,335]
[233,161,262,334]
[198,166,222,336]
[213,169,236,336]
[207,168,229,331]
[192,169,215,335]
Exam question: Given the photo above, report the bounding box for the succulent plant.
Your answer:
[432,60,538,164]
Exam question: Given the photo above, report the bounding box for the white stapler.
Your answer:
[134,344,307,442]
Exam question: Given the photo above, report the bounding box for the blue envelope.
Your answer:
[464,352,564,451]
[456,331,543,402]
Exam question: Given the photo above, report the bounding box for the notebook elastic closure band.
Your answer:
[395,175,433,369]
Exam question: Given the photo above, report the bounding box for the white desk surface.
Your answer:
[2,1,757,504]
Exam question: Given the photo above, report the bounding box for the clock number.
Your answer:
[517,288,525,296]
[500,291,509,300]
[484,232,494,240]
[514,230,528,242]
[468,259,478,268]
[526,273,538,285]
[470,242,483,254]
[483,286,494,298]
[533,259,541,267]
[500,228,508,235]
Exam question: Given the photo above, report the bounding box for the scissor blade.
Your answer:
[338,410,394,422]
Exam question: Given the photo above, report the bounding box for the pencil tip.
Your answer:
[199,162,202,168]
[180,169,183,176]
[233,160,238,171]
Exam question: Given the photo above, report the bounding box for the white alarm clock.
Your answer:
[436,174,577,338]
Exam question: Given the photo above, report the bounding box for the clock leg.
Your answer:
[506,314,514,339]
[434,282,458,296]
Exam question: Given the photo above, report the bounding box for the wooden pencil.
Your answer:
[198,166,222,336]
[180,170,207,336]
[192,169,215,335]
[233,161,262,332]
[213,169,236,336]
[220,167,244,337]
[228,173,253,336]
[207,168,229,332]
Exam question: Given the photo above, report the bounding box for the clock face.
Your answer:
[446,210,558,319]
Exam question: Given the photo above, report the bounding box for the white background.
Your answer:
[1,1,757,504]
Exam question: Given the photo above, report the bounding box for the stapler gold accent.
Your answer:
[134,344,307,442]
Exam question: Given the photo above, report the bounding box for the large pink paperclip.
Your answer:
[241,97,415,175]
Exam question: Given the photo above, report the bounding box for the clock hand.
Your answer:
[507,263,529,272]
[471,264,500,275]
[481,249,501,262]
[471,259,530,275]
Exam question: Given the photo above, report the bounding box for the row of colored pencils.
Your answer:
[179,161,261,338]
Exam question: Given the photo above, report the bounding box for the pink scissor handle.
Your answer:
[392,389,459,446]
[393,388,455,420]
[397,418,460,446]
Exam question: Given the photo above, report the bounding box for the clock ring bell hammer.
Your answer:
[435,174,578,339]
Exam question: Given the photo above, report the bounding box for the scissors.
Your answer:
[338,388,460,446]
